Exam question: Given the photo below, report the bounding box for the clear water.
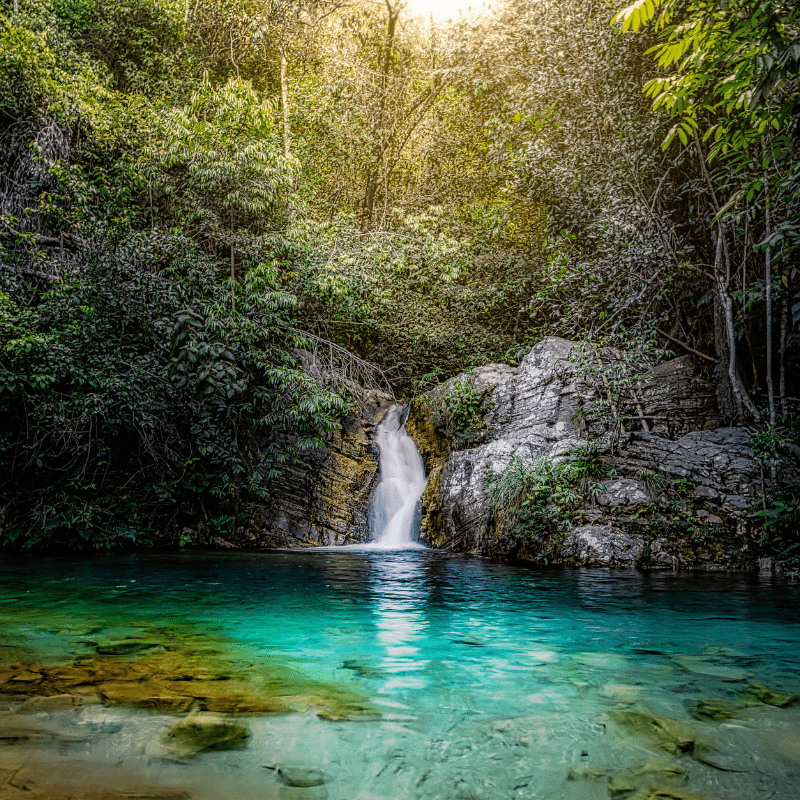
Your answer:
[1,550,800,800]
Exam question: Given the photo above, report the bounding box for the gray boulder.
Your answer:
[413,337,789,569]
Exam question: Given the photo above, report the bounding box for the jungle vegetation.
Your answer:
[0,0,797,548]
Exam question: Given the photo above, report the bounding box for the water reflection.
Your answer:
[370,553,430,692]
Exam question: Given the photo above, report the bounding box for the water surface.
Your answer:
[1,550,799,799]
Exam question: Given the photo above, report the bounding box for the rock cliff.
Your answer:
[411,337,793,570]
[226,395,389,547]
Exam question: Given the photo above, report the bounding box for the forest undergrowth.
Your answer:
[0,0,797,555]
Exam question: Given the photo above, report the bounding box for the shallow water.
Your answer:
[1,550,800,800]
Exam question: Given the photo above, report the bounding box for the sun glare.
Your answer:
[404,0,488,20]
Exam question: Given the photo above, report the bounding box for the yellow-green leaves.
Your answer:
[612,0,662,34]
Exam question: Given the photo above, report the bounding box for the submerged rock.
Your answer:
[277,766,327,787]
[340,660,386,679]
[95,641,160,656]
[688,698,745,722]
[627,790,723,800]
[672,656,748,682]
[607,760,685,798]
[13,693,99,713]
[742,682,800,708]
[161,712,249,758]
[609,711,704,756]
[566,764,610,781]
[0,636,377,721]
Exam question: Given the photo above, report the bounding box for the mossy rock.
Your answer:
[341,660,386,679]
[742,682,800,708]
[95,641,160,656]
[609,711,704,756]
[0,643,377,720]
[688,698,745,722]
[629,790,722,800]
[162,712,249,758]
[608,760,685,798]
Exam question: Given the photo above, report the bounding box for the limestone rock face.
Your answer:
[232,396,390,547]
[412,337,786,569]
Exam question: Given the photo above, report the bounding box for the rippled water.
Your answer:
[1,550,800,800]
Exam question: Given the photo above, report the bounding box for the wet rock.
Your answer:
[601,685,643,705]
[233,396,389,547]
[315,700,380,721]
[609,711,704,756]
[0,645,376,721]
[161,712,249,758]
[561,525,645,566]
[2,756,191,800]
[688,698,745,722]
[607,760,684,797]
[0,714,89,745]
[755,724,800,767]
[742,682,800,708]
[693,749,749,772]
[628,790,721,800]
[567,764,610,781]
[277,766,326,787]
[13,693,95,713]
[672,656,748,682]
[95,642,160,656]
[341,660,386,679]
[277,788,328,800]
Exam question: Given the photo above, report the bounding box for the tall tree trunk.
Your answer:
[713,228,760,424]
[280,43,291,160]
[764,199,775,431]
[230,209,236,313]
[695,134,759,424]
[361,0,400,230]
[779,266,788,419]
[763,188,776,486]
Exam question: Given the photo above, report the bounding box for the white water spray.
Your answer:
[368,406,427,549]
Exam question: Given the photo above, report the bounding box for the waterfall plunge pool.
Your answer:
[1,550,799,800]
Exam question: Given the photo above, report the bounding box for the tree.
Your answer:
[615,0,799,433]
[141,77,295,310]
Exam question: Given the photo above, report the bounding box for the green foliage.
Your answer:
[0,222,350,548]
[141,78,295,236]
[484,444,608,560]
[569,335,669,435]
[426,371,494,444]
[1,0,796,552]
[443,379,484,435]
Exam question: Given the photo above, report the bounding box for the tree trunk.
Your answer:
[713,289,735,423]
[361,1,400,230]
[763,186,777,486]
[764,201,775,431]
[713,228,760,424]
[280,44,291,160]
[230,209,236,313]
[779,266,788,419]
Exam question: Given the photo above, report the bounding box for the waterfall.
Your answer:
[368,405,427,549]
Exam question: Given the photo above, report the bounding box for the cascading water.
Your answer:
[367,405,427,549]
